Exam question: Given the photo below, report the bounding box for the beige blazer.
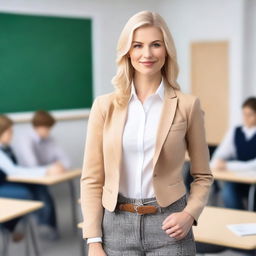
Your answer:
[81,83,214,239]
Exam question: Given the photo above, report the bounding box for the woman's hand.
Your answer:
[162,211,194,240]
[88,242,107,256]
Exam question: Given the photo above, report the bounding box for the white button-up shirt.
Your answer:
[87,79,164,244]
[119,79,164,199]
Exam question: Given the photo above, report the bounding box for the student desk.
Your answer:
[77,222,83,229]
[212,168,256,211]
[193,206,256,253]
[0,197,43,256]
[7,169,81,233]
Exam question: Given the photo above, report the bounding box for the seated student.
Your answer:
[13,110,70,239]
[0,115,62,240]
[210,97,256,210]
[14,110,70,169]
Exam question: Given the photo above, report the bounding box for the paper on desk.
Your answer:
[227,223,256,236]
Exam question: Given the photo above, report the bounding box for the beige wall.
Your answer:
[191,41,229,144]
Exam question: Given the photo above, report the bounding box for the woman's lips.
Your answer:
[140,61,156,67]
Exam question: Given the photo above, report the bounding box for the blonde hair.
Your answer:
[112,10,180,107]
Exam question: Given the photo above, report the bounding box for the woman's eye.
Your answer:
[133,44,142,48]
[152,43,161,47]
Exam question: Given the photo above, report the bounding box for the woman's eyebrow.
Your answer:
[132,40,163,44]
[151,40,163,43]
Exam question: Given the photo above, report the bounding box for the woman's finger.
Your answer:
[169,229,183,238]
[162,214,174,225]
[165,225,180,235]
[162,219,176,230]
[172,233,185,240]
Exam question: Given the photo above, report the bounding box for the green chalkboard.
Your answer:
[0,12,93,113]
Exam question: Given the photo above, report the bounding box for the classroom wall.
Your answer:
[160,0,245,126]
[0,0,252,167]
[244,0,256,99]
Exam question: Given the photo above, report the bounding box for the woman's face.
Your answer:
[128,25,166,77]
[242,107,256,127]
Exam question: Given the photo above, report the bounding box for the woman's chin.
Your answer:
[135,69,161,77]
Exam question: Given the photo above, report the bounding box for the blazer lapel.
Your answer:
[111,102,129,171]
[153,85,178,169]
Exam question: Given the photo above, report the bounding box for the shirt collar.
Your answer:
[129,78,165,102]
[242,125,256,134]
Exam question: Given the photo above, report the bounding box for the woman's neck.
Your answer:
[133,72,162,102]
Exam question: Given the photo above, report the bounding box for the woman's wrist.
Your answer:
[89,242,102,247]
[182,210,195,222]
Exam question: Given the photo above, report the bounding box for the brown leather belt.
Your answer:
[117,203,159,215]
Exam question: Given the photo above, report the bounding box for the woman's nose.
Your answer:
[143,46,152,58]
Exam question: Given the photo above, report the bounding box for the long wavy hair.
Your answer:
[112,10,180,107]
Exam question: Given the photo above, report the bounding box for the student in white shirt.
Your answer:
[14,110,70,169]
[13,110,70,240]
[211,97,256,210]
[0,115,62,240]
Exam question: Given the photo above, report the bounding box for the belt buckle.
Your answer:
[134,201,143,215]
[134,205,143,215]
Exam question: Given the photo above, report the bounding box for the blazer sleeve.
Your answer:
[183,97,214,225]
[80,96,105,239]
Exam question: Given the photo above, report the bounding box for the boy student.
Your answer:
[13,110,71,239]
[0,115,62,240]
[211,97,256,210]
[14,110,70,169]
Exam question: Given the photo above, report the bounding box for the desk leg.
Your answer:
[25,220,30,256]
[248,184,256,211]
[25,217,41,256]
[1,228,10,256]
[68,180,78,234]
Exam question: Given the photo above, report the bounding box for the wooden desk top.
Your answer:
[78,222,82,229]
[0,198,43,223]
[212,169,256,184]
[193,206,256,250]
[184,154,256,184]
[7,169,81,185]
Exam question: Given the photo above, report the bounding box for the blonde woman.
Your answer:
[81,10,213,255]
